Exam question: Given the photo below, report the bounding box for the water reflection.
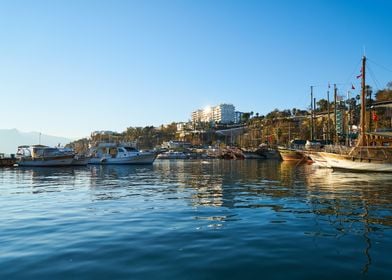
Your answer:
[9,166,88,194]
[305,166,392,275]
[2,160,392,277]
[152,160,392,275]
[306,167,392,227]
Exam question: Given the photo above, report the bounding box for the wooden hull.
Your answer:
[278,148,307,162]
[318,150,392,172]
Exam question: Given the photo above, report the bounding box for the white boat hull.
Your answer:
[157,153,187,159]
[319,152,392,172]
[88,153,156,165]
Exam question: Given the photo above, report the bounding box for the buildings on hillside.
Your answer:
[191,104,237,124]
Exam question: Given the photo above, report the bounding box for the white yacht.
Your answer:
[16,145,75,167]
[157,150,188,159]
[88,143,156,165]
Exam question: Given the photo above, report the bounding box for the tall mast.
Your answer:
[334,84,337,144]
[310,86,314,140]
[327,89,330,142]
[360,56,366,146]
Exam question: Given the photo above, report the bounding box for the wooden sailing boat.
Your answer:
[317,56,392,172]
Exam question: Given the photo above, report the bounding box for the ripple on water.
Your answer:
[0,161,392,279]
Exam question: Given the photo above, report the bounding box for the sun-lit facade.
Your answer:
[191,104,235,124]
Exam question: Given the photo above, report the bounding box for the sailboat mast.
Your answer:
[310,86,314,140]
[360,56,366,146]
[334,84,337,144]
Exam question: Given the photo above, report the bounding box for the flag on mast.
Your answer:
[372,111,378,122]
[356,67,362,79]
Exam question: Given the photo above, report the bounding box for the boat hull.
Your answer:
[71,157,89,166]
[157,153,188,159]
[17,157,74,167]
[318,152,392,172]
[307,151,328,167]
[278,148,307,162]
[88,153,156,165]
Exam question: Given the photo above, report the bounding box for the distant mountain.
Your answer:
[0,129,73,154]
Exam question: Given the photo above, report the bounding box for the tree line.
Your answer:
[67,82,392,153]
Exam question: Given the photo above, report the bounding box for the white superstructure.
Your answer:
[88,143,156,165]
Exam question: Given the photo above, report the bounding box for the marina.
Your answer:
[1,1,392,279]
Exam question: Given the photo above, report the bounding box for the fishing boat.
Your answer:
[88,143,156,165]
[16,145,75,167]
[317,56,392,172]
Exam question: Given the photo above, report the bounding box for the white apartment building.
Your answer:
[191,104,235,124]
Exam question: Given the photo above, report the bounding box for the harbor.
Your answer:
[3,57,391,172]
[1,1,392,279]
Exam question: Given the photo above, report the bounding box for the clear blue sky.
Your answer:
[0,0,391,139]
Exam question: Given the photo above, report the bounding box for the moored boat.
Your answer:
[318,145,392,172]
[278,146,308,162]
[157,151,188,159]
[88,143,156,165]
[316,56,392,172]
[16,145,75,167]
[278,140,310,162]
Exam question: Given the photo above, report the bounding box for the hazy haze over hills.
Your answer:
[0,129,73,154]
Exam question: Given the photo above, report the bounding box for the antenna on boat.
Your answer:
[39,132,41,145]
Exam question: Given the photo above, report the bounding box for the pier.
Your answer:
[0,154,16,167]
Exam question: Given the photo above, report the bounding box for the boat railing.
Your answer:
[325,145,392,160]
[324,145,353,155]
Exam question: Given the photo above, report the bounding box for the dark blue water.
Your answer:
[1,160,392,279]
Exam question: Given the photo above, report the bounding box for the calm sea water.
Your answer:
[1,160,392,279]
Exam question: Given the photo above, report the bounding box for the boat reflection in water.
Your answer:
[305,166,392,274]
[4,160,390,278]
